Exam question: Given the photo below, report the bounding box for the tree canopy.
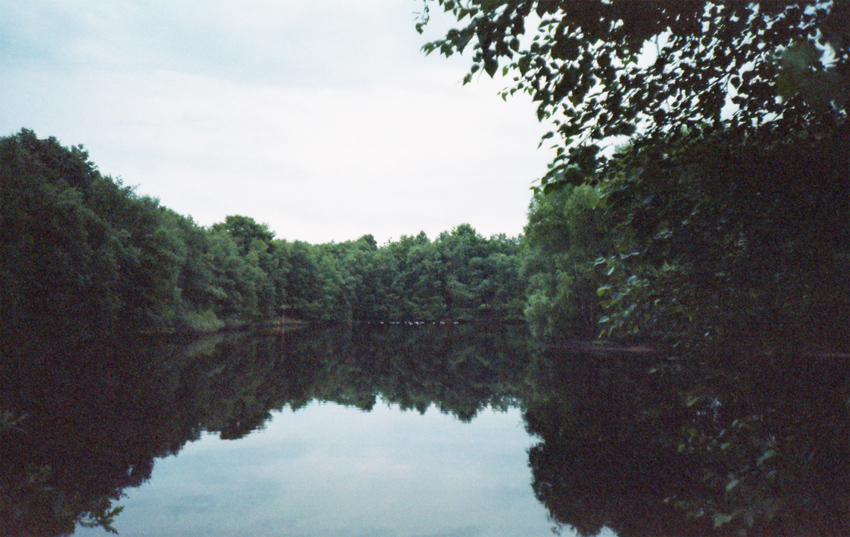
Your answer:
[418,1,850,348]
[417,0,850,189]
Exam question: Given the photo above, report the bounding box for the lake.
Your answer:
[1,324,848,536]
[74,403,558,537]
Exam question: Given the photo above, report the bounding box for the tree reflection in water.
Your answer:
[0,323,531,535]
[525,348,850,536]
[1,326,848,536]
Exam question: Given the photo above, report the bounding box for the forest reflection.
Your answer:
[526,348,850,536]
[1,326,848,536]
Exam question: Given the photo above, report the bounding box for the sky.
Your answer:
[1,0,555,245]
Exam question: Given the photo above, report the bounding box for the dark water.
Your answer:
[1,325,848,536]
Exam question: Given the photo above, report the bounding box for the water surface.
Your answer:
[77,402,556,537]
[2,324,848,536]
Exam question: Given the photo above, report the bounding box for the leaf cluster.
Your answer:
[418,1,847,188]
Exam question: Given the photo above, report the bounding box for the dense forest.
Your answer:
[2,120,848,351]
[419,0,850,351]
[1,129,527,341]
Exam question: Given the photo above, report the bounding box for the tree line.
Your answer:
[3,122,848,350]
[1,129,527,340]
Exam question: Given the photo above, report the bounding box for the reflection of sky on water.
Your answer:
[77,401,609,537]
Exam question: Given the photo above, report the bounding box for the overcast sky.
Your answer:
[1,0,554,245]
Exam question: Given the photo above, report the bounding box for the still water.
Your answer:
[2,324,848,536]
[76,403,559,537]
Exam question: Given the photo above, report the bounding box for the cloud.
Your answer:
[0,0,553,244]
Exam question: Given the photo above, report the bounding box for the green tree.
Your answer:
[0,130,195,336]
[420,2,850,347]
[595,125,850,348]
[469,233,525,320]
[209,215,280,321]
[1,130,113,337]
[523,184,613,339]
[418,1,848,189]
[211,215,275,256]
[336,236,398,321]
[112,196,187,329]
[169,213,224,331]
[275,240,344,321]
[436,224,487,320]
[393,238,449,320]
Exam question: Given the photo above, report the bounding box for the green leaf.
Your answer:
[713,513,735,527]
[756,449,776,467]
